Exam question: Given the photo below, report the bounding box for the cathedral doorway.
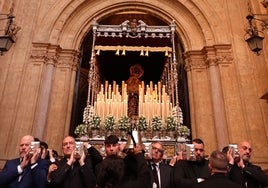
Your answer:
[70,13,190,137]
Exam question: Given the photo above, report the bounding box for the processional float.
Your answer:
[78,19,189,150]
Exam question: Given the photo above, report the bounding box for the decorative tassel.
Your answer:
[145,50,149,56]
[165,50,168,56]
[115,49,120,56]
[122,49,126,56]
[96,49,100,55]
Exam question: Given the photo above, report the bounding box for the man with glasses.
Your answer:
[227,141,268,188]
[173,138,210,188]
[148,141,173,188]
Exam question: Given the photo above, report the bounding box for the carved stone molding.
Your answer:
[184,44,233,71]
[30,43,80,70]
[183,51,207,71]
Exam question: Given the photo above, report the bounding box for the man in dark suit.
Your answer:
[173,138,210,188]
[227,141,268,188]
[49,136,96,188]
[96,136,150,188]
[0,135,49,188]
[193,150,243,188]
[148,141,173,188]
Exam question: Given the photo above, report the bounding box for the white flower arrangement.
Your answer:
[151,116,163,131]
[117,115,131,131]
[177,125,191,137]
[166,115,178,132]
[137,116,148,131]
[89,115,101,130]
[74,124,88,137]
[104,115,116,131]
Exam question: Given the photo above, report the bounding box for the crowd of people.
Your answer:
[0,133,268,188]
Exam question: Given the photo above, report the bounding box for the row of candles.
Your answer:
[94,80,172,128]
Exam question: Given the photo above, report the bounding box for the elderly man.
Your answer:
[49,136,96,188]
[148,141,173,188]
[0,135,49,188]
[227,141,268,188]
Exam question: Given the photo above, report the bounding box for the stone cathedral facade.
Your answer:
[0,0,267,170]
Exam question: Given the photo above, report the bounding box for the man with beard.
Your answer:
[0,135,49,188]
[173,138,210,188]
[227,141,268,188]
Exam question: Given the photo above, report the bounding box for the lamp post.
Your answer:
[244,2,268,55]
[245,14,265,55]
[0,6,20,55]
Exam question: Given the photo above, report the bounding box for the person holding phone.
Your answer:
[49,136,96,188]
[173,138,210,188]
[227,141,268,188]
[0,135,49,188]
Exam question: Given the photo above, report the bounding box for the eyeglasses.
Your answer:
[152,146,164,154]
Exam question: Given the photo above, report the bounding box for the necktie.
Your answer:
[152,163,159,188]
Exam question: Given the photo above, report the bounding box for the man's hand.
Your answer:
[79,150,86,166]
[133,144,143,155]
[31,147,41,164]
[67,150,76,166]
[227,148,235,165]
[20,151,32,169]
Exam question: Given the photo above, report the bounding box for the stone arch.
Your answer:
[32,0,232,152]
[34,0,225,52]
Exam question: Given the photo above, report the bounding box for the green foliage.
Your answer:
[104,115,116,131]
[117,115,131,131]
[177,125,191,137]
[74,124,88,136]
[151,116,162,131]
[137,116,148,131]
[166,116,178,131]
[89,115,101,130]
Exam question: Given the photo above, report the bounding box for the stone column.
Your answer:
[31,44,61,140]
[184,50,217,152]
[203,45,232,149]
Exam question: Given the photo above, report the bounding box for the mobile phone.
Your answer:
[185,144,196,161]
[30,141,40,154]
[229,144,239,158]
[74,142,84,158]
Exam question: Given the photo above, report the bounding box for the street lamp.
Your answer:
[244,3,268,55]
[0,5,20,55]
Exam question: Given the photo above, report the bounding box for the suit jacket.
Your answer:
[148,161,174,188]
[193,173,244,188]
[50,156,96,188]
[87,146,103,174]
[173,159,210,188]
[0,157,49,188]
[96,153,150,188]
[120,152,151,188]
[228,163,268,188]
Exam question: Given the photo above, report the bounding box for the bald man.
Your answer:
[227,141,268,188]
[0,135,49,188]
[49,136,96,188]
